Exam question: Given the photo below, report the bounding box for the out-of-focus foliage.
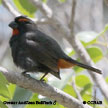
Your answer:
[87,47,103,63]
[42,0,47,3]
[0,100,7,108]
[58,0,66,3]
[0,72,10,99]
[13,0,37,17]
[0,72,16,108]
[63,84,76,97]
[0,0,2,4]
[77,31,98,47]
[76,75,92,101]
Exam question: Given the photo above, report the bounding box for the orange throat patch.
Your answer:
[12,29,19,36]
[58,59,76,69]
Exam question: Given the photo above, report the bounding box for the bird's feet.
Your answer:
[22,71,31,78]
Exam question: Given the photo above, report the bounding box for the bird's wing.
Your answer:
[22,30,65,73]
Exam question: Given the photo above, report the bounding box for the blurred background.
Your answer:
[0,0,108,108]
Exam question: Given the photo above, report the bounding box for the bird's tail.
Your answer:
[59,57,102,74]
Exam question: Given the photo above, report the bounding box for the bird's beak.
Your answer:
[9,21,18,28]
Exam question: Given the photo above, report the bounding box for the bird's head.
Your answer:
[9,16,36,36]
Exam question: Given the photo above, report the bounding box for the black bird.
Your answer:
[9,16,102,80]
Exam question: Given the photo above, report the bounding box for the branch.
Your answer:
[2,0,48,24]
[69,0,76,36]
[104,0,108,6]
[68,0,108,101]
[28,0,52,18]
[2,0,21,16]
[0,39,9,62]
[72,77,83,102]
[0,67,92,108]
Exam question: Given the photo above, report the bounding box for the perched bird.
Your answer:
[9,16,102,80]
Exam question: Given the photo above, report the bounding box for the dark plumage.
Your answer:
[9,16,102,80]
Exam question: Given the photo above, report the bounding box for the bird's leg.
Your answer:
[40,72,48,81]
[22,71,31,78]
[22,66,39,78]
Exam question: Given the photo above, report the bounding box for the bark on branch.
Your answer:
[0,67,92,108]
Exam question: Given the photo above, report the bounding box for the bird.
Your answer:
[9,16,102,80]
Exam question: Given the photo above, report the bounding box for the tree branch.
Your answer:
[68,0,108,101]
[72,77,83,102]
[2,0,48,24]
[69,0,76,36]
[2,0,21,16]
[0,67,92,108]
[0,39,9,62]
[28,0,52,18]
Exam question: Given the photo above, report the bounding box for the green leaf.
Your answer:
[63,84,76,97]
[0,100,8,108]
[105,77,108,83]
[97,24,108,37]
[104,98,108,106]
[81,39,97,47]
[68,50,75,56]
[75,75,91,87]
[8,84,16,98]
[77,25,108,47]
[86,47,103,63]
[0,0,2,4]
[82,93,92,101]
[0,72,10,99]
[77,31,98,46]
[0,82,10,99]
[73,66,84,73]
[0,72,8,85]
[42,0,47,3]
[80,83,92,101]
[75,75,92,101]
[13,0,37,17]
[80,83,92,96]
[58,0,66,2]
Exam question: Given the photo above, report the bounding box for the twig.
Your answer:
[93,85,97,108]
[0,40,9,63]
[69,0,76,36]
[72,77,83,101]
[2,0,21,16]
[67,0,108,101]
[2,0,48,24]
[104,0,108,6]
[0,67,92,108]
[28,0,52,18]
